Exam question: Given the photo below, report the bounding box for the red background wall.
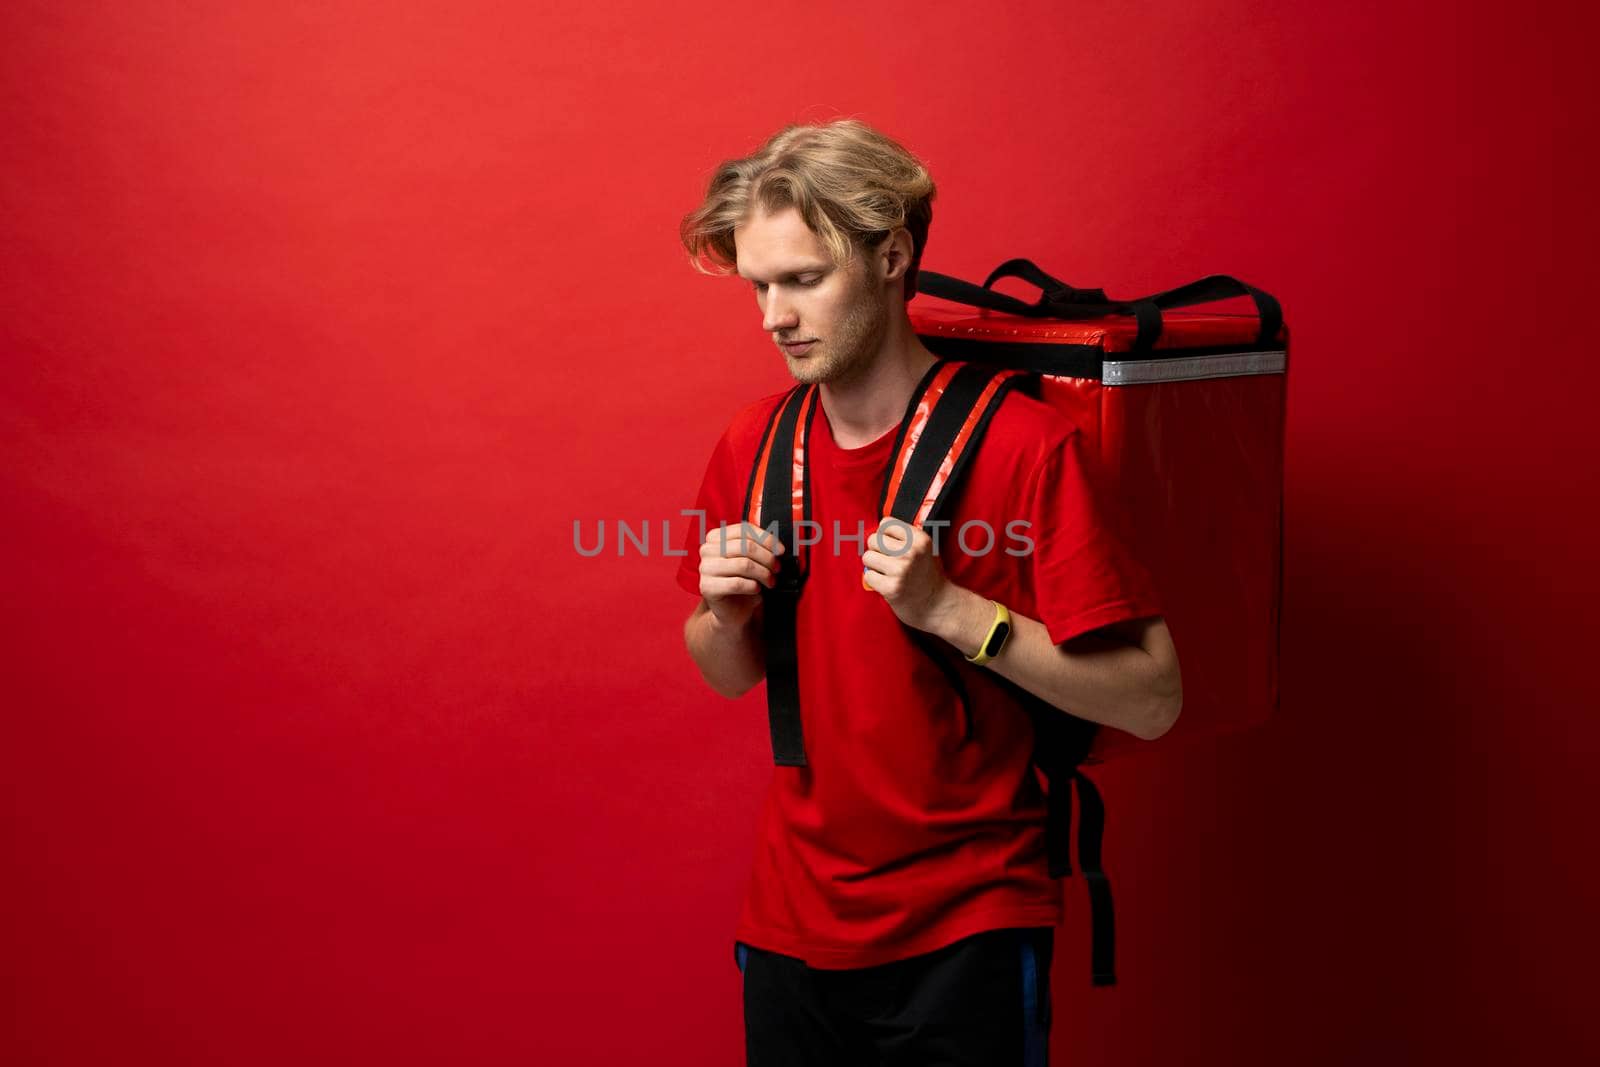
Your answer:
[4,2,1594,1063]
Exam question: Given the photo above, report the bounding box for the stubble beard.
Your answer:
[784,275,887,388]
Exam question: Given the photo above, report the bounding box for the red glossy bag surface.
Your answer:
[909,264,1289,762]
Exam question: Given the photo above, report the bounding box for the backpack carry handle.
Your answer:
[1142,272,1283,349]
[917,264,1163,349]
[980,258,1109,305]
[916,258,1282,353]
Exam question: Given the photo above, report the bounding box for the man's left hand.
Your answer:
[861,517,957,633]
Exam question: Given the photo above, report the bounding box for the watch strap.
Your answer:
[966,600,1012,665]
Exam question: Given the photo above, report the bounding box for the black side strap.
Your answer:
[1039,760,1116,986]
[1072,769,1117,987]
[916,259,1282,354]
[1011,676,1111,986]
[746,385,817,767]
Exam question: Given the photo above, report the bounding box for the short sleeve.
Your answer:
[674,427,741,598]
[1025,429,1164,645]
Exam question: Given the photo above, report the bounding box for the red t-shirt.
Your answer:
[675,382,1163,969]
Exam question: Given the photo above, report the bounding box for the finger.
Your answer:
[703,556,776,587]
[870,534,908,559]
[716,538,780,573]
[869,530,914,558]
[703,522,784,553]
[737,522,786,556]
[702,575,764,598]
[864,555,908,583]
[702,532,780,571]
[860,550,905,588]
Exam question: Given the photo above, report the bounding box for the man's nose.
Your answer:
[762,291,798,334]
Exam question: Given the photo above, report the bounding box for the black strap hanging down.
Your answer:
[916,258,1282,354]
[1042,748,1117,986]
[744,383,818,767]
[999,653,1114,985]
[1072,770,1117,986]
[1030,758,1120,986]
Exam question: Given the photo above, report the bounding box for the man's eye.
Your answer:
[752,278,820,292]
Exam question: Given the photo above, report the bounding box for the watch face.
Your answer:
[985,621,1011,657]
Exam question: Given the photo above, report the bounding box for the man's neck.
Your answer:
[818,321,939,450]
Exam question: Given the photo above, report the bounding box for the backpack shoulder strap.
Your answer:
[742,383,818,767]
[875,359,1030,748]
[878,359,1031,528]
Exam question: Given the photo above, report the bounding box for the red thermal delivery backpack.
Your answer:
[745,257,1288,985]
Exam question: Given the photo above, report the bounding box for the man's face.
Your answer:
[733,205,887,387]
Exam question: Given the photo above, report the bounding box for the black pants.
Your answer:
[736,926,1053,1067]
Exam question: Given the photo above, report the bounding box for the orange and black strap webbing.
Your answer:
[743,383,817,767]
[874,360,1028,748]
[878,361,1028,528]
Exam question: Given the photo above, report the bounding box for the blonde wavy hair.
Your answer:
[679,118,937,302]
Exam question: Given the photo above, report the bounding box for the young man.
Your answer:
[676,119,1181,1066]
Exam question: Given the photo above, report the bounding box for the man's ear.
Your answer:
[877,227,914,285]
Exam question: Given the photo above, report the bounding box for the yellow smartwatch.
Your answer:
[965,600,1013,665]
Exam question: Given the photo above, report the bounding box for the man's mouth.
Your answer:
[781,340,817,355]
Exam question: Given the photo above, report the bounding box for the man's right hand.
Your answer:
[698,521,785,628]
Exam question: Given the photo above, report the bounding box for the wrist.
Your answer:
[705,598,761,637]
[929,583,987,654]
